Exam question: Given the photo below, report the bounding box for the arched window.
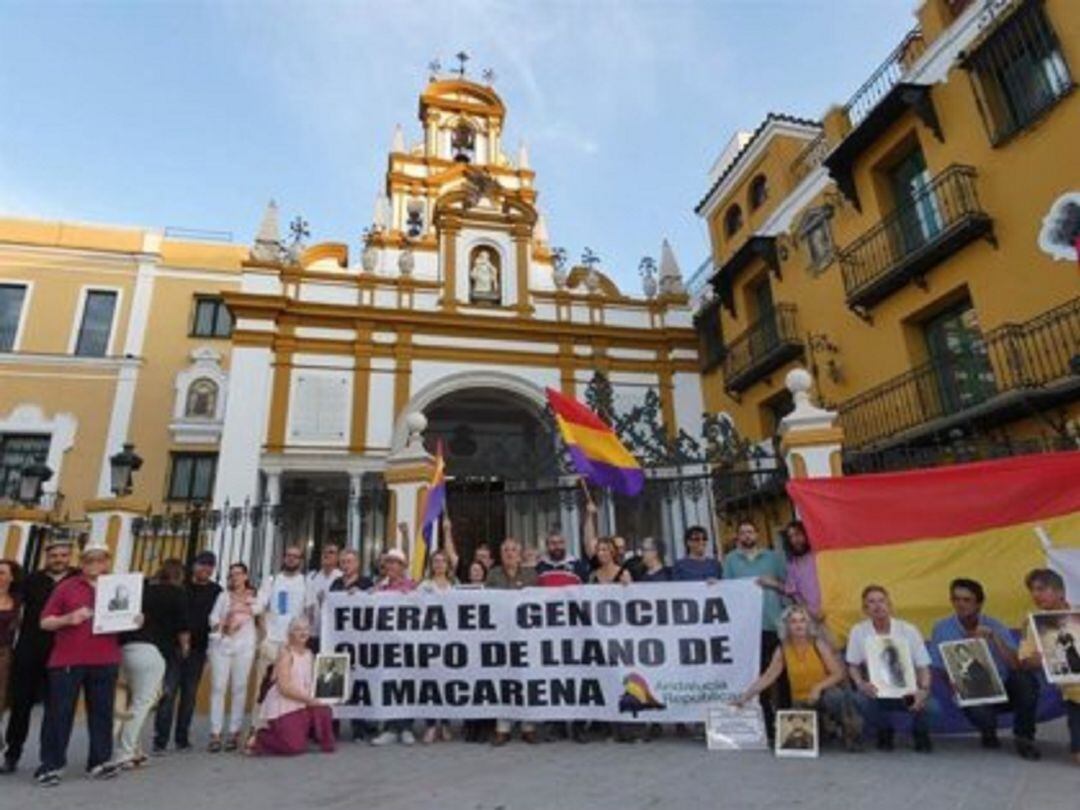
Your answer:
[724,204,743,237]
[185,378,218,419]
[749,174,768,210]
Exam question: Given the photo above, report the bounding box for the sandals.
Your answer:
[207,736,223,753]
[224,734,240,752]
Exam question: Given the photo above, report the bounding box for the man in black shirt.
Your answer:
[153,551,220,753]
[1,537,77,774]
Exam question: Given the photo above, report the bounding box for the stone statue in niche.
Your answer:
[469,248,501,303]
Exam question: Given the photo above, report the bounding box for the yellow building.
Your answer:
[1,73,708,575]
[694,0,1080,472]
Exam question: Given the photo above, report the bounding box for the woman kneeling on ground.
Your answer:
[246,617,335,756]
[734,605,863,751]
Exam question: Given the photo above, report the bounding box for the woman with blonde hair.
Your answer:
[734,605,862,750]
[247,617,335,756]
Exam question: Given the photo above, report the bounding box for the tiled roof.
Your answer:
[694,113,821,215]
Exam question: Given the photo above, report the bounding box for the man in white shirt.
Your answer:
[255,546,310,700]
[846,584,935,753]
[306,544,342,651]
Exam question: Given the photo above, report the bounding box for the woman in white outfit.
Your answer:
[420,550,455,744]
[207,562,261,752]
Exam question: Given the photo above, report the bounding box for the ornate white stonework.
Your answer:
[170,348,228,444]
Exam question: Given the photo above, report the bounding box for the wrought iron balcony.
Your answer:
[838,297,1080,447]
[722,303,804,393]
[838,165,993,311]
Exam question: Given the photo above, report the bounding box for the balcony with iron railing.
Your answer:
[844,28,926,128]
[838,297,1080,447]
[838,165,993,311]
[722,303,804,393]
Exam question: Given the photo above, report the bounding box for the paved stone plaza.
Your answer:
[2,719,1077,810]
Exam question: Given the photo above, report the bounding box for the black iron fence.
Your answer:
[839,164,992,309]
[843,27,925,126]
[722,303,804,393]
[838,297,1080,448]
[844,432,1077,476]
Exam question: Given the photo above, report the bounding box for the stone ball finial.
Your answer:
[785,367,813,396]
[405,411,428,437]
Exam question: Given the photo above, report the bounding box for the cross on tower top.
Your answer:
[454,51,469,78]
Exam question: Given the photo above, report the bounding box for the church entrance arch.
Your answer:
[393,372,579,565]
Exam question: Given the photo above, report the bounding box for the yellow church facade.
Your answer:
[694,0,1080,470]
[0,76,706,575]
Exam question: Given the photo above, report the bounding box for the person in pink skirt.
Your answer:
[246,617,335,756]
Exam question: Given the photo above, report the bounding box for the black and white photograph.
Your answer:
[864,635,917,699]
[939,638,1007,707]
[1030,609,1080,686]
[775,710,818,759]
[313,653,350,704]
[92,572,144,634]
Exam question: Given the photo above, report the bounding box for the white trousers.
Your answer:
[116,642,166,761]
[208,641,256,736]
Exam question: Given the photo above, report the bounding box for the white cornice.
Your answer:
[0,351,142,369]
[697,119,821,220]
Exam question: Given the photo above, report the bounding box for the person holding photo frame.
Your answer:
[846,585,935,753]
[733,605,863,751]
[930,578,1040,759]
[1018,568,1079,766]
[246,617,335,757]
[36,542,129,786]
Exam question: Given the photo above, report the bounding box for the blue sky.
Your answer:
[0,0,914,290]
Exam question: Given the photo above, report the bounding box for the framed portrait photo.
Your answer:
[93,572,143,634]
[313,653,350,704]
[705,703,768,751]
[1029,610,1080,686]
[775,710,818,758]
[939,638,1007,707]
[864,635,917,699]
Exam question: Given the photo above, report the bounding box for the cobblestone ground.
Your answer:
[2,718,1078,810]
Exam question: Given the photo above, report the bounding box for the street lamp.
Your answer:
[17,456,53,507]
[109,443,143,497]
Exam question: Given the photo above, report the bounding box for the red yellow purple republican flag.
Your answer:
[787,452,1080,638]
[411,443,447,581]
[545,387,644,497]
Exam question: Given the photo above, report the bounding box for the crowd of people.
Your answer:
[0,507,1076,788]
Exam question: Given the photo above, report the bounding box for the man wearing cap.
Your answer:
[1,536,77,774]
[35,541,125,786]
[153,550,218,753]
[369,547,417,746]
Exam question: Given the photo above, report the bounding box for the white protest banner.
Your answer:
[322,580,762,722]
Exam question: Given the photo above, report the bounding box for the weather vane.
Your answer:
[289,216,310,247]
[427,58,441,80]
[454,50,469,78]
[481,67,496,85]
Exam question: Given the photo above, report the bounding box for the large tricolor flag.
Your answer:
[545,387,644,497]
[411,443,447,581]
[787,452,1080,639]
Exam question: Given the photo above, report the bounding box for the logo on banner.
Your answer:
[618,672,666,717]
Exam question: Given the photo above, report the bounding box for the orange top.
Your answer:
[783,641,828,703]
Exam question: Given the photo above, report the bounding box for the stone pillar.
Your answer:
[0,506,49,565]
[213,343,273,508]
[84,497,150,573]
[262,471,282,577]
[777,367,844,480]
[383,412,436,564]
[348,472,363,553]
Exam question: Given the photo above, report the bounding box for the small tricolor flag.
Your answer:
[545,387,644,497]
[411,442,447,581]
[787,451,1080,639]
